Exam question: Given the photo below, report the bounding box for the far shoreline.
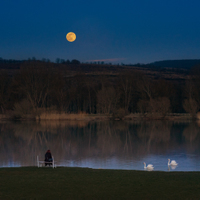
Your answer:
[0,112,198,122]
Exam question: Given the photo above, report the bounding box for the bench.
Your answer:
[37,155,56,168]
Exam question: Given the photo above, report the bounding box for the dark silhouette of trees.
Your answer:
[71,59,80,65]
[119,72,135,113]
[12,61,62,113]
[183,98,199,119]
[149,97,171,118]
[0,59,198,118]
[97,86,119,114]
[182,66,200,118]
[0,71,11,113]
[189,66,200,107]
[56,58,61,64]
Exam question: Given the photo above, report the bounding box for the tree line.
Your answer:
[0,61,199,119]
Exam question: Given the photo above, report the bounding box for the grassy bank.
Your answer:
[1,167,200,200]
[0,112,195,121]
[36,112,110,121]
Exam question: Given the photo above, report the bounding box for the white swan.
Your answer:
[143,162,154,170]
[168,159,178,166]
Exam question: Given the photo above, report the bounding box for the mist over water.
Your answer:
[0,120,200,171]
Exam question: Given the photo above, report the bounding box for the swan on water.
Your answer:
[168,159,178,166]
[143,162,154,170]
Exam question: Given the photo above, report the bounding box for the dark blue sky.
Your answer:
[1,0,200,64]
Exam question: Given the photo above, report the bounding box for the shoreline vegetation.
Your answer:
[0,112,199,121]
[1,167,200,199]
[0,60,200,122]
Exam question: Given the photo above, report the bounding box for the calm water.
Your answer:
[0,120,200,171]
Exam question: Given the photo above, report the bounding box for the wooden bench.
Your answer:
[37,155,56,168]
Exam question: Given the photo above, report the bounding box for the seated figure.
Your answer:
[45,150,53,166]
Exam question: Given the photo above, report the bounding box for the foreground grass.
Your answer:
[0,167,200,200]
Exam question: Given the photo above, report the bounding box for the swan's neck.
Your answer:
[168,160,170,165]
[144,163,146,168]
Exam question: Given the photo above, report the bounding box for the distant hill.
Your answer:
[1,58,200,69]
[0,58,200,81]
[148,59,200,69]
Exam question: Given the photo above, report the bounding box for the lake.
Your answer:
[0,120,200,171]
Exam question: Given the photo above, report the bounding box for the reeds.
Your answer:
[0,114,9,120]
[37,112,88,120]
[36,112,110,121]
[197,112,200,120]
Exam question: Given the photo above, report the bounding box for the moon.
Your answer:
[66,32,76,42]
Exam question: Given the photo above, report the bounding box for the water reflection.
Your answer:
[168,165,177,171]
[0,120,200,171]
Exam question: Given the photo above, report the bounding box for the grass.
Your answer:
[1,167,200,200]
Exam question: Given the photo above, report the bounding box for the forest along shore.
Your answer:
[0,60,200,122]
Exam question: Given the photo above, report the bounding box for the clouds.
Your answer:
[86,58,127,63]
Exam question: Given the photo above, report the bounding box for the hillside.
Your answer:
[0,58,192,81]
[149,59,200,69]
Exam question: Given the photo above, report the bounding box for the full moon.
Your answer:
[66,32,76,42]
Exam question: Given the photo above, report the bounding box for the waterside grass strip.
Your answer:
[0,167,200,199]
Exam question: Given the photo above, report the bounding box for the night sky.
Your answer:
[1,0,200,64]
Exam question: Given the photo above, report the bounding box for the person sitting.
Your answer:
[44,150,53,166]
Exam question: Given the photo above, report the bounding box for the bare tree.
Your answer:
[189,66,200,107]
[85,78,98,114]
[184,80,195,100]
[149,97,171,118]
[183,71,200,119]
[50,76,70,112]
[0,71,10,113]
[97,87,119,114]
[137,75,153,100]
[13,61,57,112]
[183,98,199,119]
[13,99,33,117]
[137,100,149,116]
[119,72,137,113]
